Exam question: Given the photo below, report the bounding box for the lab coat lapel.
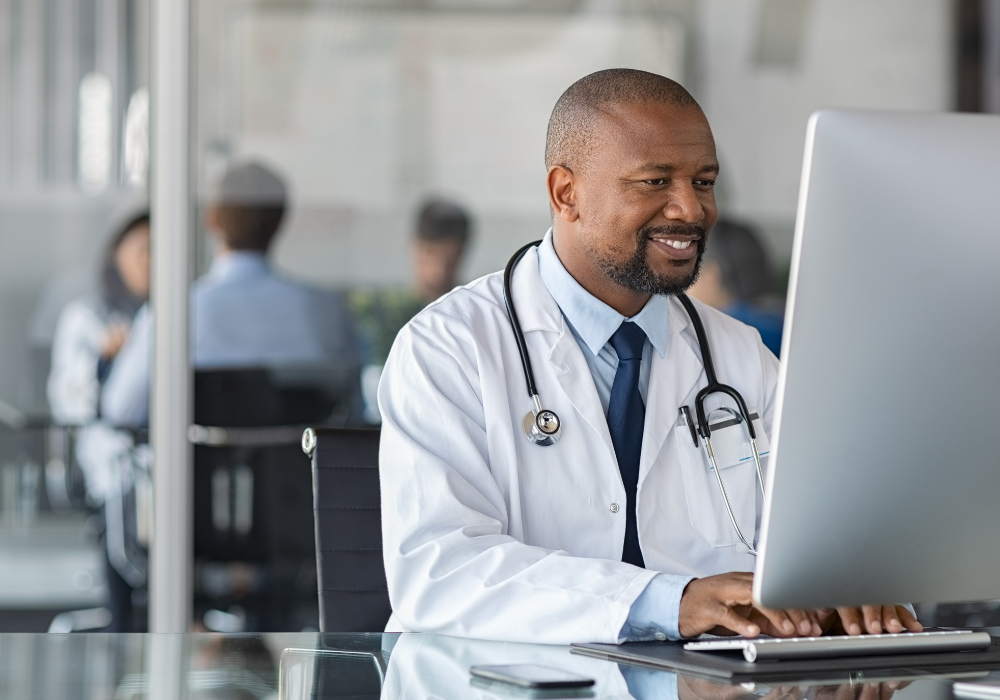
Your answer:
[546,328,617,461]
[512,247,617,465]
[639,296,705,482]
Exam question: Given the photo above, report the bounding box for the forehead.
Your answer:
[586,101,717,171]
[124,223,150,239]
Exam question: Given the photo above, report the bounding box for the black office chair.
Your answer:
[191,369,342,631]
[302,427,391,632]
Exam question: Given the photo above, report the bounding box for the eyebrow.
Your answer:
[635,162,720,174]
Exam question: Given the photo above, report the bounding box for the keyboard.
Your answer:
[684,629,992,663]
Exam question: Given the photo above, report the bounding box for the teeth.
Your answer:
[665,240,691,250]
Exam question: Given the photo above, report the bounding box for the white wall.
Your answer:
[697,0,953,262]
[196,2,688,287]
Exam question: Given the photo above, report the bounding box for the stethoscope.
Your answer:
[503,240,767,555]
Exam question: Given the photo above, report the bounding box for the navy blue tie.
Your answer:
[607,321,647,568]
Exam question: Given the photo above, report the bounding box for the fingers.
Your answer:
[747,605,823,637]
[837,606,864,636]
[862,605,885,634]
[882,605,904,633]
[835,605,924,636]
[882,681,901,700]
[896,606,924,632]
[714,603,761,637]
[752,606,796,637]
[785,608,818,636]
[815,608,838,634]
[804,608,824,636]
[860,681,904,700]
[867,605,920,634]
[678,574,921,640]
[858,682,881,700]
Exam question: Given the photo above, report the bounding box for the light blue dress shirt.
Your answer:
[535,231,694,643]
[101,251,358,426]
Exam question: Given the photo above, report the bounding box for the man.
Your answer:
[351,199,471,422]
[378,69,921,644]
[102,161,358,426]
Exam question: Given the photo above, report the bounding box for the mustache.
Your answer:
[639,224,706,240]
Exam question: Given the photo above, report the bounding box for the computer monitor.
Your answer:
[754,109,1000,610]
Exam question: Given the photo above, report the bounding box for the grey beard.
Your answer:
[595,225,706,296]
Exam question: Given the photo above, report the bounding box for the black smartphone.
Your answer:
[469,664,595,689]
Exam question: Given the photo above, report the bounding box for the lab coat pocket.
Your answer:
[678,409,769,548]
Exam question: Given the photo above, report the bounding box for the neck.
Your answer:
[551,226,651,318]
[215,245,266,258]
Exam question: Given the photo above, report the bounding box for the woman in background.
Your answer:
[48,211,150,429]
[47,210,150,632]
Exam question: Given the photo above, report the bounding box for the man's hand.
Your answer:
[816,605,923,636]
[679,573,822,638]
[678,573,924,638]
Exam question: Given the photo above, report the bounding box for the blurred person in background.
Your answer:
[48,209,150,497]
[101,161,359,426]
[47,209,151,633]
[350,199,472,423]
[686,219,784,357]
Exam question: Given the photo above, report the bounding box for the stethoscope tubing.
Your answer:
[677,294,766,553]
[503,240,544,400]
[676,293,757,442]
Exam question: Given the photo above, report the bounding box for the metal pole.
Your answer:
[984,0,1000,114]
[149,0,192,633]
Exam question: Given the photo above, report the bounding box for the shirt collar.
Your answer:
[536,229,668,358]
[208,251,270,281]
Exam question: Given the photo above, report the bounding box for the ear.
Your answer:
[547,165,579,223]
[205,204,221,232]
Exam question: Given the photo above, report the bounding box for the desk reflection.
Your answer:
[379,634,632,698]
[374,634,959,700]
[0,632,972,699]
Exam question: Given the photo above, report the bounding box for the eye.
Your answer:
[694,179,716,188]
[644,178,669,186]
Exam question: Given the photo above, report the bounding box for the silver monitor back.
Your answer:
[754,109,1000,610]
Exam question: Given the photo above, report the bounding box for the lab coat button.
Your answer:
[654,632,667,641]
[609,503,619,513]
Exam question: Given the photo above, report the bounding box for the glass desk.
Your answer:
[0,630,996,699]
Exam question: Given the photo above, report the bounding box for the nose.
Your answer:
[662,181,706,224]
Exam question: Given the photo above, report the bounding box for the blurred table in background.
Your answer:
[0,513,105,631]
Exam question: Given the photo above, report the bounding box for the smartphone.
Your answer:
[469,664,595,689]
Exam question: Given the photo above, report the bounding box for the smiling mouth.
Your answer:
[646,234,701,261]
[660,239,692,250]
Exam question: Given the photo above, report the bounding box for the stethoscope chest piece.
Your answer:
[523,408,561,446]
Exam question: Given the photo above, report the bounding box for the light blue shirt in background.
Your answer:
[535,231,694,642]
[101,251,358,426]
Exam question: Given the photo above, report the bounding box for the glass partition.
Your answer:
[0,0,150,631]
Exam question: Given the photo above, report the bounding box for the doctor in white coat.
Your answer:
[378,69,921,645]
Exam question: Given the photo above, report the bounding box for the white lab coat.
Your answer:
[378,246,780,644]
